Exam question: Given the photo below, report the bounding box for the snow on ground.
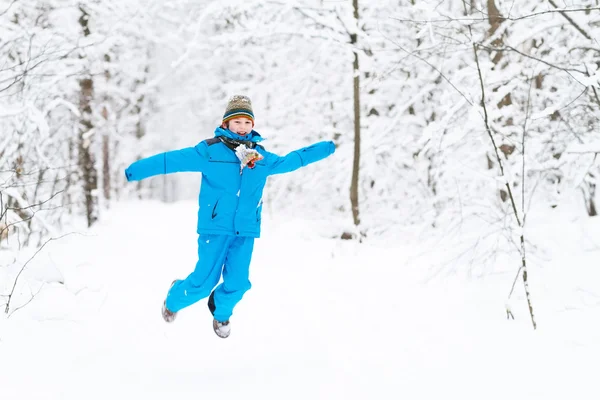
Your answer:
[1,200,599,399]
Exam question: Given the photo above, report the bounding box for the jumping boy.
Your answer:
[124,95,335,338]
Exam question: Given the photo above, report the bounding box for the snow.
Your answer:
[1,200,599,399]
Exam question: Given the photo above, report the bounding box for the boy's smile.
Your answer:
[227,117,254,136]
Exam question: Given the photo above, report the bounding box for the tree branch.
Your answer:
[0,0,17,17]
[390,7,600,24]
[383,36,474,107]
[547,0,593,41]
[584,64,600,110]
[472,43,522,226]
[7,283,45,318]
[478,44,587,83]
[0,189,64,221]
[5,233,75,314]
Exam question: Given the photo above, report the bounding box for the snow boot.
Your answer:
[213,319,231,339]
[162,280,178,323]
[207,291,230,338]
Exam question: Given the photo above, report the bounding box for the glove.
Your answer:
[235,145,264,171]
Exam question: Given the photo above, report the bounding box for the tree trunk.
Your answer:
[133,66,148,197]
[582,172,598,217]
[66,138,74,214]
[485,0,511,204]
[102,54,111,204]
[487,0,505,65]
[78,6,98,227]
[102,133,110,202]
[349,0,361,227]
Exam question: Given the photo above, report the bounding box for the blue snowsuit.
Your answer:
[125,127,335,321]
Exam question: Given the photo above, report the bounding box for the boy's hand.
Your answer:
[235,145,264,170]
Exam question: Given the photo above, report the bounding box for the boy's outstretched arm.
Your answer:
[125,144,210,182]
[267,141,335,175]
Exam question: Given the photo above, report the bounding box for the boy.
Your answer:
[124,95,335,338]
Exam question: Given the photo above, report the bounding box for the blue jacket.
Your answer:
[125,128,336,238]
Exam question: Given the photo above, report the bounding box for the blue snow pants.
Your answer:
[165,234,254,322]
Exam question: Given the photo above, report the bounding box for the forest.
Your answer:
[1,1,599,327]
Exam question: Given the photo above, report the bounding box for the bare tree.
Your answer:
[387,0,600,328]
[78,5,99,227]
[101,54,112,204]
[349,0,361,229]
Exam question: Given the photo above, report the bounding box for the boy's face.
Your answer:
[226,117,253,136]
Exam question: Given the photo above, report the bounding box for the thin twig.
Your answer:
[3,189,64,215]
[508,266,524,298]
[385,37,474,107]
[477,44,587,83]
[566,150,600,154]
[5,233,75,314]
[529,87,589,122]
[8,283,45,318]
[0,0,17,17]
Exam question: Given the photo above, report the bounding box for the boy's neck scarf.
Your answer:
[214,127,263,150]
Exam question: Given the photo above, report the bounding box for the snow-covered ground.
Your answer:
[1,200,599,399]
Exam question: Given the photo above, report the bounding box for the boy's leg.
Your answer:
[166,234,234,313]
[211,236,254,322]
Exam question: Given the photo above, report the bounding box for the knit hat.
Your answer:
[222,95,254,125]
